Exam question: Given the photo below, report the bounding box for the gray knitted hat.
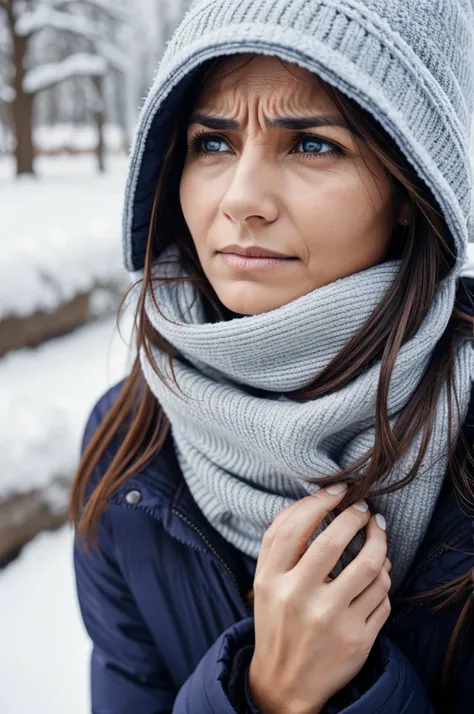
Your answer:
[122,0,474,275]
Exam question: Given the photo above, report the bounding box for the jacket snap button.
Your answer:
[125,489,142,505]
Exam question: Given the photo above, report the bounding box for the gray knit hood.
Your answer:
[122,0,474,275]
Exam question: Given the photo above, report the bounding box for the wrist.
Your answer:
[248,659,325,714]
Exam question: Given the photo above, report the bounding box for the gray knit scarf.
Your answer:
[138,244,473,591]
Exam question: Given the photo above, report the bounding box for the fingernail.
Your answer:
[375,513,387,531]
[353,500,369,513]
[325,483,348,495]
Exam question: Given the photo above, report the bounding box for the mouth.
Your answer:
[217,252,299,270]
[217,244,299,270]
[218,244,295,259]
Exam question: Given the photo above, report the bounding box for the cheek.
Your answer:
[292,168,393,254]
[179,169,220,248]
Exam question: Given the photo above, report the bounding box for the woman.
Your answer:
[70,1,474,712]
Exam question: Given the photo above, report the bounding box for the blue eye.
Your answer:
[190,132,229,153]
[297,135,336,155]
[203,136,228,152]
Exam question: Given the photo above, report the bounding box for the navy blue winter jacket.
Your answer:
[74,377,474,714]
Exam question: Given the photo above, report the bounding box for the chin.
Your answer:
[215,282,296,315]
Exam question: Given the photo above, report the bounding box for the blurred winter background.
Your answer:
[0,2,193,712]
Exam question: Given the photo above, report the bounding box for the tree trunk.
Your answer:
[93,75,105,172]
[8,8,35,176]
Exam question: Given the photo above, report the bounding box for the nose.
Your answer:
[220,151,279,227]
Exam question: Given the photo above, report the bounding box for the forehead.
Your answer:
[193,54,337,113]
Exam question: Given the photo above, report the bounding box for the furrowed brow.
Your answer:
[188,112,349,131]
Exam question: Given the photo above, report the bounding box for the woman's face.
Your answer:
[179,54,407,315]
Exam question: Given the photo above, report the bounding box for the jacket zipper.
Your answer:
[171,507,254,618]
[388,530,471,629]
[382,543,449,632]
[395,542,450,600]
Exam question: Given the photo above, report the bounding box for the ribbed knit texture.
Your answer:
[123,0,474,592]
[137,246,473,591]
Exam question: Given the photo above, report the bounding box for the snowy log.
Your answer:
[23,53,107,93]
[0,484,70,566]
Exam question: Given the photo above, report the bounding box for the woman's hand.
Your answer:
[248,484,391,714]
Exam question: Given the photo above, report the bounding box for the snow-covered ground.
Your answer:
[0,312,134,714]
[1,122,126,155]
[0,154,129,320]
[0,526,90,714]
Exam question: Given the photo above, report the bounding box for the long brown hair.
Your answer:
[69,56,474,708]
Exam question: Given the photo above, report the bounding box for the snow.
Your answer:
[34,122,126,154]
[24,53,107,93]
[97,40,131,73]
[50,0,136,26]
[0,309,135,499]
[1,122,126,154]
[0,82,15,103]
[0,150,135,500]
[0,243,135,713]
[15,8,98,42]
[0,154,129,320]
[0,148,135,706]
[0,526,90,714]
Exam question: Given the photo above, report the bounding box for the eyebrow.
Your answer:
[188,112,349,131]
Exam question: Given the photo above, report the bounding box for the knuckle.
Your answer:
[361,556,382,579]
[253,575,270,598]
[351,505,371,521]
[262,520,278,542]
[345,508,369,532]
[273,522,302,545]
[276,581,300,611]
[315,532,341,557]
[268,510,287,530]
[380,569,392,592]
[274,507,290,522]
[382,595,392,615]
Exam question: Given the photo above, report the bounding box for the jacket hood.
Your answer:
[122,0,474,276]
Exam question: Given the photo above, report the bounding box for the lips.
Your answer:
[218,244,295,259]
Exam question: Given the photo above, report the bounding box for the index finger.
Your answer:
[254,497,307,579]
[256,484,348,578]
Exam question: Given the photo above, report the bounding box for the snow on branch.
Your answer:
[23,53,106,93]
[50,0,136,26]
[98,42,129,73]
[0,82,15,103]
[16,7,99,41]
